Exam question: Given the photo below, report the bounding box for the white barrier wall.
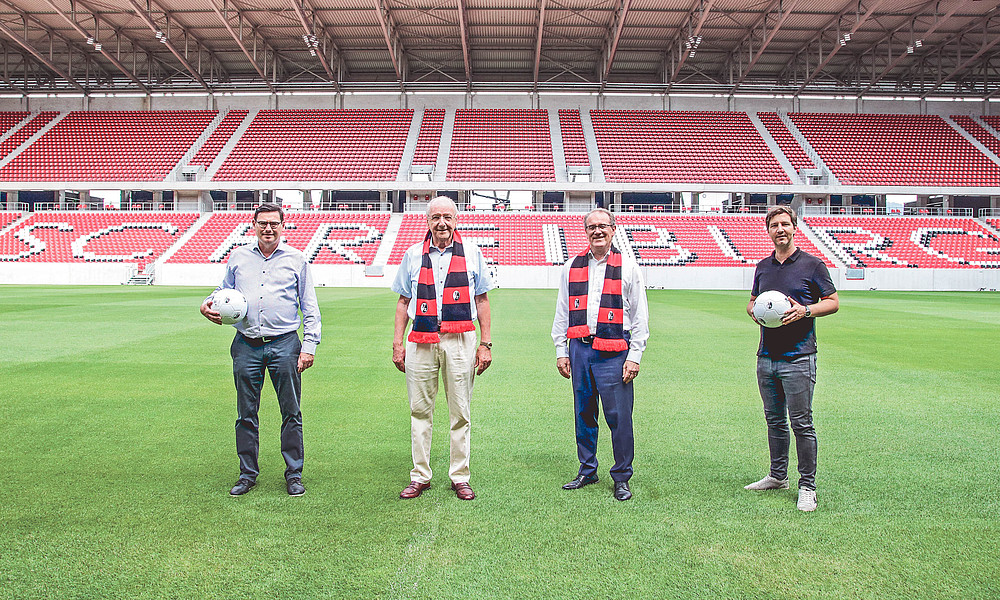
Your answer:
[137,263,1000,291]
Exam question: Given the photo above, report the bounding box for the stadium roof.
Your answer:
[0,0,996,99]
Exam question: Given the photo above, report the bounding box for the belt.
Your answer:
[239,331,295,348]
[579,335,595,344]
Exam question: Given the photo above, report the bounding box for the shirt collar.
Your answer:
[771,247,801,264]
[252,241,286,258]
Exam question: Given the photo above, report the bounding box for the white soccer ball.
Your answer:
[214,289,248,325]
[753,290,792,328]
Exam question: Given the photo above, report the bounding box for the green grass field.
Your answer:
[0,285,998,599]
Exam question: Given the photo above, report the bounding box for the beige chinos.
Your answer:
[405,330,477,484]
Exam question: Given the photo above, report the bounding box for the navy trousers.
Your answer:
[569,338,635,483]
[230,331,303,482]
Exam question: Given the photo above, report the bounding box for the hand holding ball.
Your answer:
[752,290,792,328]
[213,289,248,325]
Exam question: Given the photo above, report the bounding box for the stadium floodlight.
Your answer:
[94,43,102,51]
[86,37,94,45]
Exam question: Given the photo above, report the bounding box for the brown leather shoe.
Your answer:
[400,481,431,499]
[451,482,475,500]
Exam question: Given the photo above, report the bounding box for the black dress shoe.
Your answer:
[229,478,256,496]
[287,477,305,496]
[614,481,632,501]
[562,474,599,490]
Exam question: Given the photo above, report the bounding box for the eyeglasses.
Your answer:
[585,223,613,232]
[255,221,283,229]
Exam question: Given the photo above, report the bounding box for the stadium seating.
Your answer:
[0,111,217,181]
[983,116,1000,134]
[804,215,1000,268]
[168,211,391,265]
[951,115,1000,157]
[190,110,250,167]
[446,109,556,181]
[412,109,445,167]
[591,110,791,184]
[0,112,58,158]
[757,112,814,171]
[0,211,199,263]
[558,109,590,167]
[386,213,833,267]
[0,211,21,231]
[788,113,1000,186]
[0,112,31,143]
[212,109,413,181]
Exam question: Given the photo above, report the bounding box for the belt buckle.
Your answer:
[580,335,594,344]
[260,335,273,344]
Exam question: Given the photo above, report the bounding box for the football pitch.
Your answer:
[0,285,997,600]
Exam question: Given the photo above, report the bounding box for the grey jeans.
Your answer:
[756,354,817,490]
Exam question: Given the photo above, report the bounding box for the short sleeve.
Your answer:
[391,249,414,298]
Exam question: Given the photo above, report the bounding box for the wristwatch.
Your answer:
[804,305,812,317]
[480,341,492,349]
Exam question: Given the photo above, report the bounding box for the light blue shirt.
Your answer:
[208,241,322,355]
[392,238,494,322]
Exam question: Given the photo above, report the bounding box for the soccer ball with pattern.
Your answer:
[752,290,792,328]
[214,289,248,325]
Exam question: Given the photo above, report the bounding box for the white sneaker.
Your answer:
[797,489,817,512]
[744,475,789,490]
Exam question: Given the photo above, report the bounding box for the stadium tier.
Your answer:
[190,110,250,167]
[385,213,833,267]
[983,116,1000,133]
[0,211,199,264]
[0,111,217,181]
[0,211,21,230]
[757,112,815,171]
[212,109,413,181]
[591,110,791,184]
[0,112,30,143]
[558,109,590,167]
[0,112,58,158]
[412,109,445,167]
[446,109,556,181]
[167,211,390,265]
[951,115,1000,157]
[804,216,1000,268]
[788,113,1000,186]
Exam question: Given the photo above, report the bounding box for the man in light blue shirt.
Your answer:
[391,197,494,501]
[201,203,321,497]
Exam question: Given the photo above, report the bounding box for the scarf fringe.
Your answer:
[593,337,628,352]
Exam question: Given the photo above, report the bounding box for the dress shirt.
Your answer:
[552,250,649,364]
[208,241,322,355]
[391,238,494,322]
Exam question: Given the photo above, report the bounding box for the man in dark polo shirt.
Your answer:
[745,206,839,512]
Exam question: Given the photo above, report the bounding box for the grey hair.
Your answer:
[426,196,459,216]
[584,207,615,227]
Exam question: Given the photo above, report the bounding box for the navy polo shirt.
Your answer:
[751,248,836,359]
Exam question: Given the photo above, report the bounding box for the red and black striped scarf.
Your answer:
[408,230,475,344]
[567,245,627,352]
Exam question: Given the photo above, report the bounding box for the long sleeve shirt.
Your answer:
[551,250,649,364]
[207,242,321,355]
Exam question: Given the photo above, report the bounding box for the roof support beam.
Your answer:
[39,0,150,93]
[290,0,342,90]
[0,19,85,92]
[532,0,547,86]
[126,0,211,90]
[601,0,631,83]
[922,23,1000,97]
[373,0,404,82]
[858,0,972,95]
[457,0,472,85]
[729,0,802,91]
[210,0,275,93]
[794,0,890,93]
[666,0,717,87]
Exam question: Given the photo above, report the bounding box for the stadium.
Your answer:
[0,1,998,598]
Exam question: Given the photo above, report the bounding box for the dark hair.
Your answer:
[254,202,284,222]
[765,205,796,228]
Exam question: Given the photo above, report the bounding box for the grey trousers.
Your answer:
[756,354,817,490]
[231,331,303,482]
